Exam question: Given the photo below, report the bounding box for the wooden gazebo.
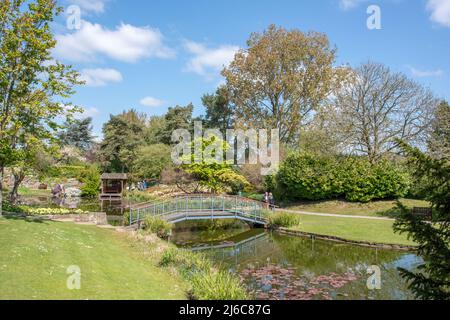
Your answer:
[100,173,128,199]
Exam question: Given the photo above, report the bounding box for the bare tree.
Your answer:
[334,62,438,162]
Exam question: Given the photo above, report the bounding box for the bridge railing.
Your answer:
[129,194,267,226]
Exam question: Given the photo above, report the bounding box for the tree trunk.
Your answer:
[9,171,24,205]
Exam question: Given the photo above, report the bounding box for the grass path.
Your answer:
[285,213,415,246]
[277,208,396,221]
[0,217,187,300]
[282,198,430,218]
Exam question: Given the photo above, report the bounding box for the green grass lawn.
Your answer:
[284,198,430,218]
[0,217,187,300]
[287,213,416,246]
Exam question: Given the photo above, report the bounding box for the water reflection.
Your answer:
[171,223,422,300]
[15,195,134,225]
[17,195,134,213]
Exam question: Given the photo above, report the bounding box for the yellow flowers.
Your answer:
[18,206,89,216]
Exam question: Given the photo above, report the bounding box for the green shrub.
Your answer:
[123,211,130,225]
[340,158,410,202]
[274,152,410,203]
[143,216,173,238]
[159,248,248,300]
[275,153,342,201]
[266,211,301,228]
[1,201,22,213]
[264,175,276,192]
[190,270,248,300]
[160,247,211,275]
[80,166,101,197]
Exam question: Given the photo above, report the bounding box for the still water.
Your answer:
[15,195,131,225]
[171,220,422,300]
[16,196,422,300]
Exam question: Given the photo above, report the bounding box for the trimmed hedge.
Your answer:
[273,153,410,203]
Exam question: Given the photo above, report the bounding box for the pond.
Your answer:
[171,220,422,300]
[13,195,133,225]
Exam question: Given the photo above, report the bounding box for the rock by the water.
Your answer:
[65,187,82,198]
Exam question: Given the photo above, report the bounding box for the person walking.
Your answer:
[269,192,275,211]
[264,192,269,210]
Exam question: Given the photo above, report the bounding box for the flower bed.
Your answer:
[1,201,89,216]
[18,206,89,216]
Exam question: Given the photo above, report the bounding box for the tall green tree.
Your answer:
[222,24,348,143]
[0,0,82,209]
[133,144,172,180]
[157,104,194,144]
[428,101,450,160]
[99,109,146,173]
[202,86,234,132]
[143,116,166,145]
[58,117,95,151]
[298,105,341,156]
[394,141,449,300]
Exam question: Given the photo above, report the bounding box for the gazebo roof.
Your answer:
[101,173,128,180]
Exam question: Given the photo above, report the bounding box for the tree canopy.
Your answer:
[333,62,438,162]
[99,109,146,173]
[394,141,450,300]
[428,101,450,161]
[223,24,348,143]
[0,0,82,206]
[202,86,234,132]
[58,117,95,151]
[133,144,172,180]
[157,104,194,145]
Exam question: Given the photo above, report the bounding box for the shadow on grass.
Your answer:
[2,214,49,224]
[374,207,402,219]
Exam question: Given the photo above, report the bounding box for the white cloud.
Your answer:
[54,21,175,63]
[75,107,99,119]
[427,0,450,27]
[140,96,165,107]
[80,68,123,87]
[407,65,444,77]
[68,0,107,13]
[184,41,239,80]
[339,0,366,10]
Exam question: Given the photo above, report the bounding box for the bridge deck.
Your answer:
[162,210,266,224]
[129,194,267,227]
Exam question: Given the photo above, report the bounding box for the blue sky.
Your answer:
[53,0,450,138]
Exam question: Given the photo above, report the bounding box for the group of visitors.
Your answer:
[264,192,276,210]
[137,180,148,191]
[128,180,149,192]
[51,183,65,198]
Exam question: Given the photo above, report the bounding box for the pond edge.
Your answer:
[274,227,417,251]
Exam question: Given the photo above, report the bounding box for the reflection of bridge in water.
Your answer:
[189,231,280,266]
[130,194,267,227]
